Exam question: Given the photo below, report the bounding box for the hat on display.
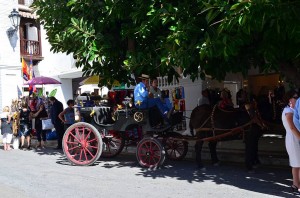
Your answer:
[138,74,150,79]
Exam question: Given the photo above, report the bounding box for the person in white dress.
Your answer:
[282,90,300,193]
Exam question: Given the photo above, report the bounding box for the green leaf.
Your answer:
[37,89,43,97]
[48,89,57,97]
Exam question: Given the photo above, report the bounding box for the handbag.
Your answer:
[12,136,19,149]
[42,119,54,130]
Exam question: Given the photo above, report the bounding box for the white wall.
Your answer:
[157,76,202,134]
[0,0,75,111]
[0,0,21,111]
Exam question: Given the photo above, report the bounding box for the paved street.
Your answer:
[0,145,297,198]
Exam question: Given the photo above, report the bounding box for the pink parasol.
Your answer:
[24,76,61,85]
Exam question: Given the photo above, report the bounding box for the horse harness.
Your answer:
[194,104,255,141]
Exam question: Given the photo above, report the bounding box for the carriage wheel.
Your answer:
[101,130,125,158]
[63,122,102,166]
[163,133,188,161]
[136,137,165,168]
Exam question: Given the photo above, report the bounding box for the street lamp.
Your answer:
[7,8,21,37]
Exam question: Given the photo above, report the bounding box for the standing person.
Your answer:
[32,98,48,149]
[282,90,300,192]
[18,102,32,150]
[59,99,75,131]
[134,74,171,119]
[218,89,234,110]
[49,96,64,149]
[0,106,13,151]
[236,88,248,109]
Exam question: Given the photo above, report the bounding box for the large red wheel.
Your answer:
[63,122,102,166]
[163,133,188,161]
[100,130,125,158]
[136,137,165,168]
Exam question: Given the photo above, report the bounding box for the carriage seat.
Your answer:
[79,106,115,125]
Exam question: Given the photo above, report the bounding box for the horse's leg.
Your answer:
[208,141,219,165]
[245,125,260,171]
[195,140,205,169]
[253,125,263,166]
[189,123,195,136]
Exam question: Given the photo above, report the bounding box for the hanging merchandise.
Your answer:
[174,99,179,111]
[179,99,185,112]
[172,89,176,100]
[175,87,181,99]
[180,99,186,130]
[180,86,185,99]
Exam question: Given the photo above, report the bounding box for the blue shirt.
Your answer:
[293,99,300,131]
[134,82,148,108]
[64,107,75,125]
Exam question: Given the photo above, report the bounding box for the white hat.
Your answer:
[138,74,150,79]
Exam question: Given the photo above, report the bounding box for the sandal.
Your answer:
[291,185,299,193]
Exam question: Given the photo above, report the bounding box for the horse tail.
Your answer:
[189,120,195,137]
[189,107,196,137]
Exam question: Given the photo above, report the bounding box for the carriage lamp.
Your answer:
[7,8,21,37]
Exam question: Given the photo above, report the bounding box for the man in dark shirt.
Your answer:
[49,96,64,149]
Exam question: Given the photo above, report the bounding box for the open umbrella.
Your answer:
[24,76,61,85]
[24,76,61,97]
[79,76,120,86]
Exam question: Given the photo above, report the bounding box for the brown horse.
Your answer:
[189,104,265,171]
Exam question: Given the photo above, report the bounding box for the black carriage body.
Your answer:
[79,106,155,133]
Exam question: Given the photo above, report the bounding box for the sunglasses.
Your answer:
[293,96,299,99]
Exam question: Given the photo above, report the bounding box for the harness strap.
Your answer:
[194,120,253,133]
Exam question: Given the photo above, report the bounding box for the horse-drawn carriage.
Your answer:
[62,90,264,169]
[62,94,188,168]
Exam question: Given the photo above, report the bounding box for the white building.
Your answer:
[0,0,83,110]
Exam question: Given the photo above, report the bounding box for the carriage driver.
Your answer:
[134,74,173,120]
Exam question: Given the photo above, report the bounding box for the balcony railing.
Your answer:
[20,39,41,56]
[18,0,35,6]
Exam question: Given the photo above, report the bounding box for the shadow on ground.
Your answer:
[8,143,296,198]
[98,154,297,198]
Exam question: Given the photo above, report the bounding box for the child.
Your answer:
[59,99,75,131]
[18,102,32,150]
[0,106,13,151]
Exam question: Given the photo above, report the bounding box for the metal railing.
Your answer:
[20,39,41,56]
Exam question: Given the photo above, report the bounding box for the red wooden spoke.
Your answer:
[86,137,98,143]
[69,130,81,142]
[66,140,79,145]
[84,130,92,142]
[79,149,83,161]
[84,147,95,158]
[83,148,89,161]
[67,145,80,152]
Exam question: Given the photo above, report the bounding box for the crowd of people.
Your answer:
[0,96,75,151]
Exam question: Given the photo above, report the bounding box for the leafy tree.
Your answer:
[32,0,300,87]
[198,0,300,86]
